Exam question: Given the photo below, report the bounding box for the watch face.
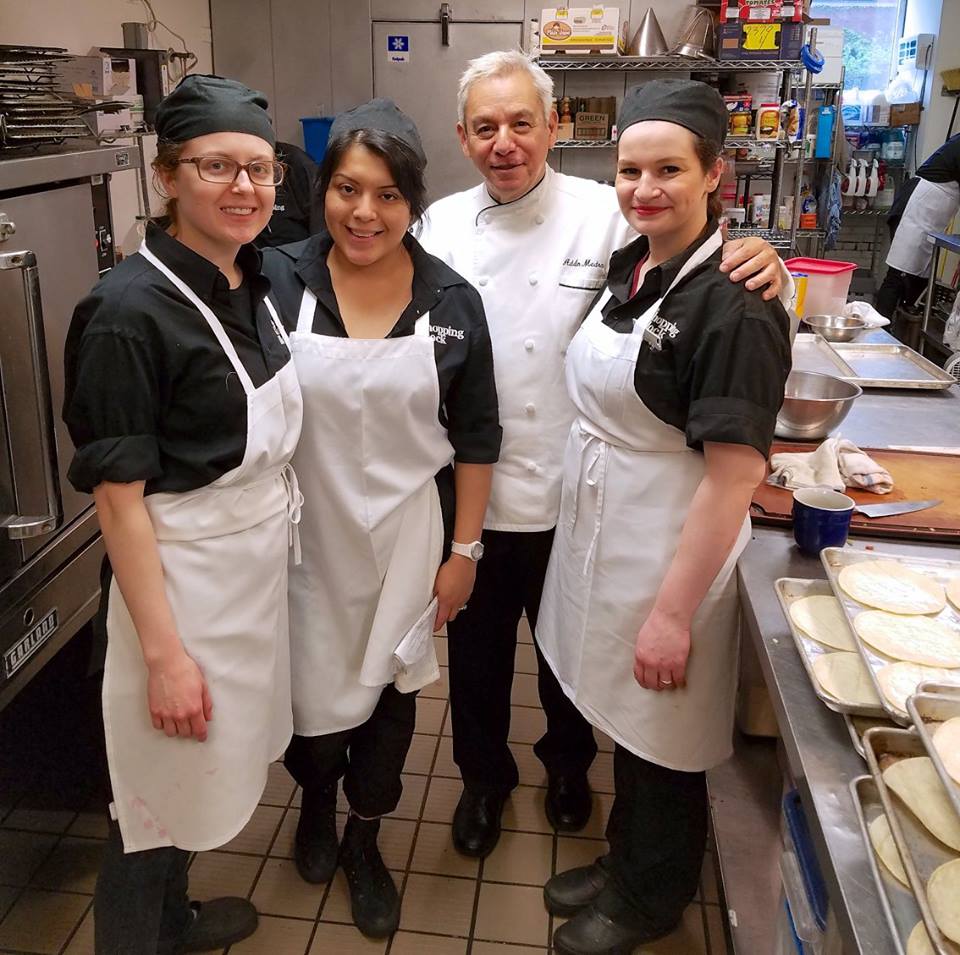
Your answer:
[470,541,485,560]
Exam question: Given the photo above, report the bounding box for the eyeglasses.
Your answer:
[175,156,286,186]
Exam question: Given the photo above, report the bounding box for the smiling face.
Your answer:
[615,120,723,243]
[323,143,412,268]
[457,71,558,203]
[159,131,275,254]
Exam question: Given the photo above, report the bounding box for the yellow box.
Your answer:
[540,7,627,55]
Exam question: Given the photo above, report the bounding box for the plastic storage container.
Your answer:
[300,116,334,163]
[776,848,823,954]
[784,258,857,317]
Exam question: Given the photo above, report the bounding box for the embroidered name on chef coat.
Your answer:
[643,317,681,352]
[563,257,606,269]
[429,324,466,345]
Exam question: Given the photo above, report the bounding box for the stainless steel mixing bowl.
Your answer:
[802,314,867,343]
[775,370,862,440]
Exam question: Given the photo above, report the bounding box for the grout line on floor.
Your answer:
[57,896,94,955]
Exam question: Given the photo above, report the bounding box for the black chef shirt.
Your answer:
[601,220,791,457]
[64,221,291,495]
[262,230,502,466]
[255,142,318,249]
[917,132,960,185]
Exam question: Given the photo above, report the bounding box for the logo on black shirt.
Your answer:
[643,317,680,352]
[429,324,465,345]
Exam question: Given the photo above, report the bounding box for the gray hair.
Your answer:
[457,50,554,126]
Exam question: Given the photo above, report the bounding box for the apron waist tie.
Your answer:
[573,428,609,576]
[281,464,304,565]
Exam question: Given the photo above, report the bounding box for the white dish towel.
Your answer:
[769,437,894,493]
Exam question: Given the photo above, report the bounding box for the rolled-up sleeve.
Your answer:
[64,321,164,493]
[684,295,791,457]
[443,286,502,464]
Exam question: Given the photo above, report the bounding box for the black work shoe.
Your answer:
[451,788,507,858]
[545,773,593,832]
[294,784,339,884]
[543,862,608,917]
[172,898,258,953]
[552,904,672,955]
[340,814,400,938]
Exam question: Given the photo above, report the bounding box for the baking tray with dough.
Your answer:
[774,577,887,719]
[851,774,925,955]
[820,548,960,724]
[908,691,960,823]
[863,727,960,955]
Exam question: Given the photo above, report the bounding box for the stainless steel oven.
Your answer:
[0,145,140,709]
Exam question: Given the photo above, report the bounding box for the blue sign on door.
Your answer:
[387,35,410,63]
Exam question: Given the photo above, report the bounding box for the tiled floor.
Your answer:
[0,619,731,955]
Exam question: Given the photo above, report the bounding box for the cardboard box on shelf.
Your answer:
[807,25,843,86]
[717,21,804,60]
[890,102,921,126]
[52,55,137,99]
[83,106,134,137]
[539,6,627,54]
[574,111,609,140]
[557,121,575,139]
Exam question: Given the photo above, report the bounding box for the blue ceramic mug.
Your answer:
[792,487,855,556]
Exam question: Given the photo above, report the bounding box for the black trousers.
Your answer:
[446,527,598,794]
[94,822,192,955]
[875,265,928,319]
[284,684,417,818]
[597,744,709,934]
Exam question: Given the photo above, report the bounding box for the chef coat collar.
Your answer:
[282,229,469,330]
[605,218,721,308]
[475,165,551,224]
[143,220,268,302]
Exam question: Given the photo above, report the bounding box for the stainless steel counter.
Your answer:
[735,348,958,954]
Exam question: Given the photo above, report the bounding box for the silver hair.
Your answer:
[457,50,555,126]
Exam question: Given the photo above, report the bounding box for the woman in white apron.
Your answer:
[535,81,792,955]
[62,76,302,955]
[261,100,500,938]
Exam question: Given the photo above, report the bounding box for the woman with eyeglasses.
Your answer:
[62,75,302,955]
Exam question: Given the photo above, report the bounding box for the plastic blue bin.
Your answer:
[783,790,829,932]
[300,116,334,164]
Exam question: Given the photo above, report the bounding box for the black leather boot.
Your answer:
[172,898,258,953]
[543,861,608,917]
[552,904,671,955]
[451,788,507,858]
[294,783,338,884]
[340,814,400,938]
[545,773,593,832]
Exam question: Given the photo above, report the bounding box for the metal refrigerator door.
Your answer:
[372,19,523,200]
[0,183,100,564]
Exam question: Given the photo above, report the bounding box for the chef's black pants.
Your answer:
[446,527,597,795]
[597,744,709,934]
[284,685,417,818]
[94,821,192,955]
[875,265,928,319]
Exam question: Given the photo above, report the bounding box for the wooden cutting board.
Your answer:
[751,445,960,541]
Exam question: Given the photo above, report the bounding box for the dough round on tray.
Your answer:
[876,662,960,715]
[882,757,960,852]
[933,717,960,785]
[928,859,960,945]
[854,612,960,668]
[948,576,960,611]
[907,921,936,955]
[789,596,855,650]
[868,813,909,886]
[838,560,946,615]
[811,651,881,706]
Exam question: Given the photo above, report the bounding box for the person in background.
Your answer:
[62,75,302,955]
[261,99,500,940]
[536,80,791,955]
[418,50,792,860]
[255,140,318,247]
[876,131,960,318]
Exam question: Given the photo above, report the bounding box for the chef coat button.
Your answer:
[529,273,538,285]
[478,276,489,287]
[525,402,536,415]
[526,461,538,473]
[524,338,535,351]
[535,214,545,224]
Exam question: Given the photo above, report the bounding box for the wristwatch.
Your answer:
[451,540,484,561]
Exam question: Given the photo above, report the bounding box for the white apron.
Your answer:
[886,178,960,275]
[536,229,750,773]
[103,242,304,853]
[288,288,451,735]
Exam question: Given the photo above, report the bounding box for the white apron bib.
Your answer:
[886,178,960,275]
[288,288,451,735]
[103,243,304,853]
[537,229,750,773]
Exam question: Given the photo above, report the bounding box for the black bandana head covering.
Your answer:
[154,74,275,147]
[329,98,426,166]
[618,79,726,150]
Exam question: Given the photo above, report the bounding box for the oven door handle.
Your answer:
[0,250,62,540]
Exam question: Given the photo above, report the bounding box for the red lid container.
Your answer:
[784,257,857,275]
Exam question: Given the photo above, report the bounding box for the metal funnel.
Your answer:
[628,9,669,57]
[672,7,716,59]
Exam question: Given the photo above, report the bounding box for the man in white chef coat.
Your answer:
[419,50,789,859]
